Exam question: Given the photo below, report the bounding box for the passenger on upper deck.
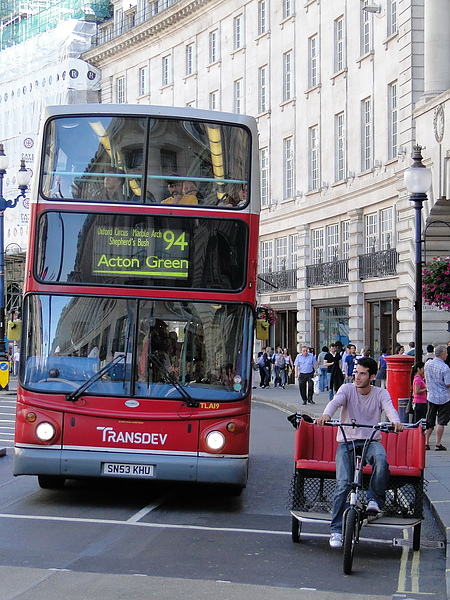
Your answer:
[217,183,248,208]
[162,178,198,205]
[103,166,126,202]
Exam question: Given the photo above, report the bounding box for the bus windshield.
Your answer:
[22,295,253,401]
[35,211,247,291]
[41,115,250,208]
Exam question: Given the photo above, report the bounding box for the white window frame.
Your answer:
[388,0,397,36]
[335,112,345,182]
[361,1,372,55]
[283,0,293,20]
[283,137,294,199]
[288,234,298,270]
[283,51,293,102]
[260,147,269,207]
[309,125,319,191]
[233,15,243,50]
[326,224,339,262]
[388,81,398,160]
[312,228,324,264]
[365,213,378,253]
[186,43,195,76]
[275,237,288,271]
[380,208,394,250]
[258,0,268,35]
[308,34,318,88]
[209,30,219,63]
[362,97,372,171]
[258,65,268,113]
[209,90,219,110]
[342,221,350,260]
[138,66,149,96]
[162,54,172,86]
[234,78,244,114]
[260,240,273,273]
[117,76,126,104]
[335,16,344,72]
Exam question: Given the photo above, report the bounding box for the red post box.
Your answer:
[385,355,414,418]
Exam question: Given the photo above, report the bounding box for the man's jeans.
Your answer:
[331,440,390,534]
[298,372,314,403]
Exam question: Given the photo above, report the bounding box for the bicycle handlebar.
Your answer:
[321,418,426,431]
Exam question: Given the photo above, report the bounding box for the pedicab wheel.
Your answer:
[343,508,358,575]
[413,522,421,551]
[291,515,302,543]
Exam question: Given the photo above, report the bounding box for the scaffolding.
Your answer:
[0,0,110,50]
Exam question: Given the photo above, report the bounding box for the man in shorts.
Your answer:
[424,345,450,451]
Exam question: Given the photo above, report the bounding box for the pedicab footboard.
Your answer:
[289,419,426,520]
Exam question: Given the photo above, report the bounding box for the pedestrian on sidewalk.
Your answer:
[282,348,294,388]
[424,345,450,451]
[294,345,317,405]
[324,343,344,400]
[317,346,329,392]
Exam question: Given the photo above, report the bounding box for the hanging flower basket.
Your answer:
[257,304,277,325]
[422,257,450,309]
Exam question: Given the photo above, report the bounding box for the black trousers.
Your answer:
[298,372,314,403]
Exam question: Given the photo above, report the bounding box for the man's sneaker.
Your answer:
[329,532,343,548]
[366,500,381,515]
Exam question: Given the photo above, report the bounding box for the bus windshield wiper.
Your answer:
[66,353,126,403]
[148,352,199,408]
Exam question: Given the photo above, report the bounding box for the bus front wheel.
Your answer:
[38,475,66,489]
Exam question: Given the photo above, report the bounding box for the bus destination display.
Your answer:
[93,224,189,279]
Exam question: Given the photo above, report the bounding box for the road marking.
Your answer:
[127,493,171,522]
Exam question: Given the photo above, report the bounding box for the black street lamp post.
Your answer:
[0,143,31,381]
[404,145,432,359]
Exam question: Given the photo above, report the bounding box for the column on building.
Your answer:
[424,0,450,99]
[347,209,364,350]
[295,223,310,353]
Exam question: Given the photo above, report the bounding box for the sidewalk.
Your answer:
[252,382,450,597]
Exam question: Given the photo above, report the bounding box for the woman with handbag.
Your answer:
[411,361,428,425]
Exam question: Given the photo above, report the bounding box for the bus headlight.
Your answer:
[206,431,226,451]
[35,421,56,442]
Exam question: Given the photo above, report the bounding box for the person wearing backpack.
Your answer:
[273,347,285,388]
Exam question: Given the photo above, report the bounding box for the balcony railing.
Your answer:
[306,259,349,287]
[257,269,297,293]
[359,248,399,280]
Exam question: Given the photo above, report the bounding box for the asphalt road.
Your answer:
[0,400,446,600]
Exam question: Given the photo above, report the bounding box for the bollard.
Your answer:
[385,354,414,412]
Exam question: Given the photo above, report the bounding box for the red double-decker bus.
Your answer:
[13,105,260,492]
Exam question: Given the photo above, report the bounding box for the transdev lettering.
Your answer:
[97,426,168,445]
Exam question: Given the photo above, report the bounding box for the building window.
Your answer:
[388,81,398,160]
[186,43,195,76]
[388,0,397,36]
[312,228,324,264]
[233,15,243,50]
[258,65,268,113]
[335,112,345,182]
[258,0,268,35]
[116,76,125,104]
[115,8,123,35]
[335,16,344,72]
[342,221,350,259]
[275,237,288,271]
[209,30,219,63]
[260,240,273,273]
[380,208,394,249]
[365,213,378,253]
[326,224,339,262]
[362,97,372,171]
[289,234,298,270]
[309,125,319,191]
[308,34,318,88]
[283,0,293,19]
[260,147,269,207]
[361,0,372,55]
[138,66,149,96]
[209,90,219,110]
[162,55,172,86]
[283,137,294,199]
[234,79,243,114]
[283,51,293,102]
